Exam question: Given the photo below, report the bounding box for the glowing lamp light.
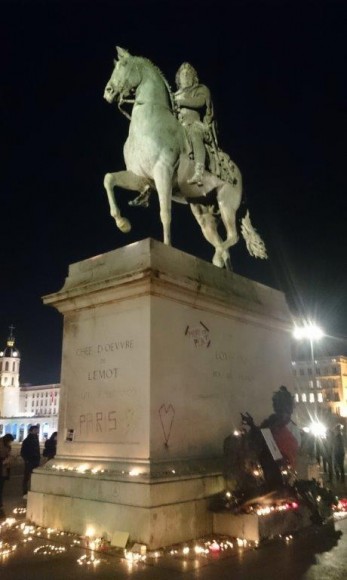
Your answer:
[309,421,327,438]
[292,323,324,342]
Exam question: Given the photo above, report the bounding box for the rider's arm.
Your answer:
[174,85,210,109]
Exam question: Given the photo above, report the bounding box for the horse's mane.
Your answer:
[135,56,175,112]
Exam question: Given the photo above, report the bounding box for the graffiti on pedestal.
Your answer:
[159,403,175,447]
[185,321,211,348]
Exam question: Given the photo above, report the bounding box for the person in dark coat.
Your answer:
[322,429,334,482]
[43,431,57,461]
[20,425,40,498]
[0,434,14,517]
[334,425,345,483]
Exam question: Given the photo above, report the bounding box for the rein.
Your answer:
[118,96,135,121]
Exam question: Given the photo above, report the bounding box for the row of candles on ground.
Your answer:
[0,508,291,566]
[2,501,347,567]
[224,491,300,516]
[49,463,188,478]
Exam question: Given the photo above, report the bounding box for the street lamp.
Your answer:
[293,322,325,462]
[293,322,324,415]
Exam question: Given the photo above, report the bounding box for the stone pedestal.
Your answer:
[27,239,295,548]
[213,506,312,543]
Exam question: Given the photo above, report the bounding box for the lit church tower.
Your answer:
[0,325,21,417]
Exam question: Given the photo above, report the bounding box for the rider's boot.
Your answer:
[187,162,204,186]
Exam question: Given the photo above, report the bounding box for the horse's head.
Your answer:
[104,47,141,104]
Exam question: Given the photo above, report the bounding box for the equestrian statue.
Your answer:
[103,47,267,269]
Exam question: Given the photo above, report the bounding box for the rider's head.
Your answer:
[176,62,199,90]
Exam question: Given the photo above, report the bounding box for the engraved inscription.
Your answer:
[97,340,134,353]
[75,339,134,357]
[87,368,118,380]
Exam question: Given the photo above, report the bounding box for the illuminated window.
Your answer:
[301,393,307,402]
[317,393,323,402]
[309,393,315,403]
[295,393,299,402]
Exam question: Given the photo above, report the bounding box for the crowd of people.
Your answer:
[0,427,57,515]
[316,425,345,484]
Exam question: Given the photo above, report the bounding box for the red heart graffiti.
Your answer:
[159,404,175,445]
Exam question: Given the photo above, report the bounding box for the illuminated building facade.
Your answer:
[292,355,347,422]
[0,328,60,441]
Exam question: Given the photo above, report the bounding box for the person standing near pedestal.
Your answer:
[0,434,15,517]
[20,425,41,499]
[334,425,345,483]
[43,431,57,462]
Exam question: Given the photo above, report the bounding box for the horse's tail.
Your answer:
[240,210,268,259]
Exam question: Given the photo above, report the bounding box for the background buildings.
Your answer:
[0,330,59,441]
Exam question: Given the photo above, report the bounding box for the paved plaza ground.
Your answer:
[1,462,347,580]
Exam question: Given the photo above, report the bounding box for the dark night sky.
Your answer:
[1,0,347,383]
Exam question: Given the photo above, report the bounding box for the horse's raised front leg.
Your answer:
[153,164,173,245]
[103,170,150,233]
[190,203,231,269]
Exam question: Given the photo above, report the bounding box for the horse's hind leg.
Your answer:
[216,183,241,252]
[103,170,149,233]
[153,164,173,245]
[190,203,231,269]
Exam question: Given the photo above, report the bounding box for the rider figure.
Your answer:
[174,62,215,186]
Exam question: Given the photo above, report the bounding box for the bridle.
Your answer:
[113,59,140,121]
